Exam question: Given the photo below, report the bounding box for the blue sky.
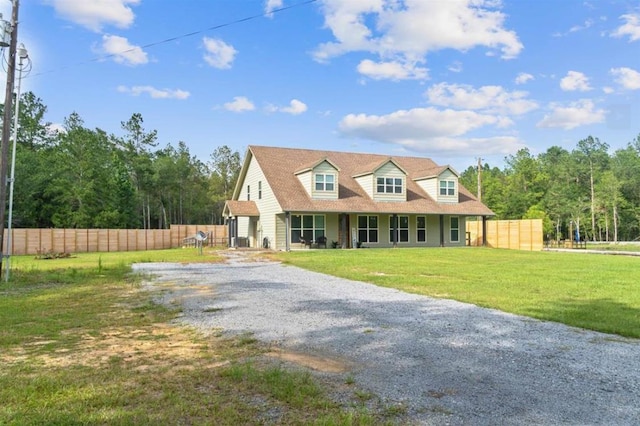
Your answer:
[3,0,640,172]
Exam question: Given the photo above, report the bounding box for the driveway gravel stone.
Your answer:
[133,251,640,425]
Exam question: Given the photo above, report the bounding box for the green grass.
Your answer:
[272,247,640,338]
[0,248,380,425]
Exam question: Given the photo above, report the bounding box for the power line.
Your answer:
[31,0,318,78]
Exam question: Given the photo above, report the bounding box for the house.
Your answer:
[223,145,494,250]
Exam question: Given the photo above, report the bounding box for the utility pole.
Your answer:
[0,0,19,280]
[477,156,482,202]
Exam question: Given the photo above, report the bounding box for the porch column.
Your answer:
[439,215,445,247]
[340,213,347,249]
[392,213,398,248]
[285,212,290,252]
[482,215,487,246]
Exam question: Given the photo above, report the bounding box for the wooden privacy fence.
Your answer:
[2,225,228,256]
[466,219,543,251]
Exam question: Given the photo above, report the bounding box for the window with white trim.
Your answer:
[247,185,250,201]
[440,180,456,196]
[376,177,403,194]
[258,181,262,199]
[417,216,427,242]
[389,215,409,243]
[357,215,378,243]
[315,173,335,191]
[450,216,459,242]
[291,214,325,243]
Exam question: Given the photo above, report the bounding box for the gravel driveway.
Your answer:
[133,251,640,425]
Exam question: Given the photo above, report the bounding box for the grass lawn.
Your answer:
[272,247,640,339]
[0,248,380,425]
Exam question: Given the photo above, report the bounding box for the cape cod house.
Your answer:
[223,145,494,250]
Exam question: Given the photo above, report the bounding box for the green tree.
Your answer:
[209,145,241,224]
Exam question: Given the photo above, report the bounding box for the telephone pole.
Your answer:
[477,156,482,202]
[0,0,20,280]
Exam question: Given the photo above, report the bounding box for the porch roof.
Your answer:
[224,200,260,217]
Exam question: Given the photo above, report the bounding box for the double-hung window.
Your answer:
[291,214,326,243]
[376,177,402,194]
[439,180,456,196]
[416,216,427,242]
[247,185,250,201]
[450,216,459,242]
[389,215,409,243]
[357,215,378,244]
[315,173,335,191]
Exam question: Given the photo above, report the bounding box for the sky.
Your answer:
[2,0,640,173]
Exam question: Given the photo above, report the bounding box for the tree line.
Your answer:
[5,92,640,241]
[460,135,640,242]
[5,92,242,229]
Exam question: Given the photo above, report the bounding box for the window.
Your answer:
[315,173,335,191]
[291,214,325,243]
[450,216,459,242]
[439,180,456,196]
[258,181,262,200]
[247,185,250,201]
[389,215,409,243]
[417,216,427,242]
[376,177,403,194]
[357,215,378,243]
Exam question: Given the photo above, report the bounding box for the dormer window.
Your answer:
[439,180,456,196]
[315,173,335,191]
[377,177,403,194]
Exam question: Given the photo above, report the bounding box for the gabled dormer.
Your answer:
[414,166,460,203]
[295,157,340,200]
[353,158,407,202]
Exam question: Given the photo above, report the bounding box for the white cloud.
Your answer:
[203,37,237,69]
[46,0,139,32]
[357,59,428,80]
[314,0,523,80]
[515,72,534,85]
[425,83,538,115]
[610,67,640,90]
[266,99,308,115]
[338,107,523,155]
[224,96,255,112]
[265,0,283,16]
[117,85,190,99]
[448,61,463,73]
[98,35,148,66]
[537,99,605,130]
[560,71,592,91]
[611,13,640,41]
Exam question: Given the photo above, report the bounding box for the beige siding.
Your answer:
[312,161,339,200]
[355,175,373,198]
[415,177,437,200]
[237,155,283,248]
[374,163,406,202]
[437,170,459,204]
[296,170,313,197]
[275,213,286,250]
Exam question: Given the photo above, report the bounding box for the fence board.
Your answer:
[467,219,543,251]
[2,225,228,255]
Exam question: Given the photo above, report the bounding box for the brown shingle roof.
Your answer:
[247,145,494,216]
[224,200,260,217]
